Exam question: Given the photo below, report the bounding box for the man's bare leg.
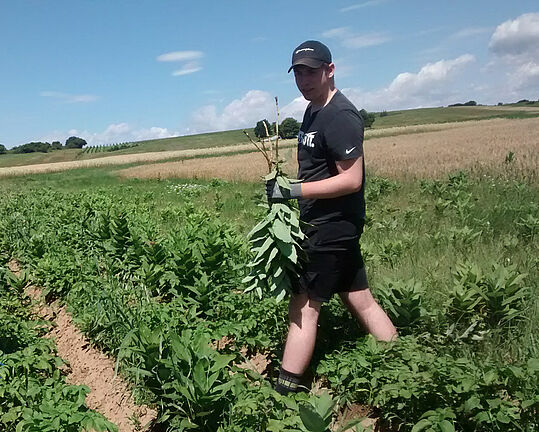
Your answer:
[281,292,322,375]
[339,288,397,341]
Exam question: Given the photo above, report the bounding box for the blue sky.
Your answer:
[1,1,538,148]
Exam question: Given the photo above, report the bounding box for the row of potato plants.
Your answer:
[0,254,117,432]
[0,173,537,431]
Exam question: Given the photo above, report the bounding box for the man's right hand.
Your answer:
[265,179,302,202]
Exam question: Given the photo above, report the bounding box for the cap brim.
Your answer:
[288,58,325,73]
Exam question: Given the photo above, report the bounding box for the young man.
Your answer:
[266,40,397,395]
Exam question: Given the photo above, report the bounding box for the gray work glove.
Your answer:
[265,179,302,201]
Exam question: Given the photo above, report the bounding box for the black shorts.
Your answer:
[293,222,369,303]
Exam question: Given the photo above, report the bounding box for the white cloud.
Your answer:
[342,54,475,111]
[172,62,202,76]
[487,13,539,94]
[340,0,386,13]
[489,13,539,59]
[451,26,492,39]
[40,91,98,103]
[280,96,309,121]
[40,123,178,147]
[157,50,204,77]
[185,54,476,134]
[322,27,390,49]
[187,90,277,134]
[513,61,539,91]
[387,54,475,94]
[156,51,204,62]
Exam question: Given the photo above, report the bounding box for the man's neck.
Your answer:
[310,87,338,111]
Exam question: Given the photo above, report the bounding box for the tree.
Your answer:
[10,142,51,153]
[65,136,87,149]
[448,100,477,107]
[51,141,63,150]
[279,117,300,139]
[0,144,6,155]
[254,119,272,138]
[359,109,376,128]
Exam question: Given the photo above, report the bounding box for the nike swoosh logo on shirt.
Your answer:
[345,147,356,154]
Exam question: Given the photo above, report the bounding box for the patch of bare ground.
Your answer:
[7,260,157,432]
[213,335,272,376]
[118,117,538,181]
[333,403,378,431]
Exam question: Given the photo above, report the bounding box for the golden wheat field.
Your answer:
[117,118,538,182]
[0,140,295,178]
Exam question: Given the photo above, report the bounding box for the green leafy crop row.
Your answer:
[0,259,117,432]
[0,172,537,431]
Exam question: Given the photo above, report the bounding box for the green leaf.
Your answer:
[335,419,363,432]
[275,288,287,303]
[272,219,293,243]
[276,175,291,190]
[440,420,455,432]
[255,236,274,260]
[211,354,235,372]
[248,218,270,239]
[411,419,432,432]
[276,239,293,257]
[464,395,482,412]
[496,411,511,424]
[242,274,255,284]
[265,247,280,270]
[264,170,278,181]
[527,358,539,372]
[313,392,335,419]
[299,404,329,432]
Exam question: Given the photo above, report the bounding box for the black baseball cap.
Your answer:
[288,40,332,73]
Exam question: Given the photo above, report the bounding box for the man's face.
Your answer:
[293,63,334,103]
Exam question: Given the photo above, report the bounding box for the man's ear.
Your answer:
[327,62,335,79]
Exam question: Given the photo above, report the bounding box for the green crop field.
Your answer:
[371,104,539,128]
[0,112,538,431]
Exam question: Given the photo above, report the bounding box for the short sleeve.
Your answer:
[323,109,364,161]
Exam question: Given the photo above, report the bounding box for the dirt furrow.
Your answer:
[9,260,157,432]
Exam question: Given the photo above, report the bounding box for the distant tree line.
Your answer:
[254,118,302,139]
[448,100,478,107]
[254,109,376,140]
[0,136,87,155]
[514,99,539,105]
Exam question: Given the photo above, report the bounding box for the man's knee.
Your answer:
[289,293,321,327]
[339,288,377,312]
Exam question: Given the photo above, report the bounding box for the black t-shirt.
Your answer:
[297,90,365,245]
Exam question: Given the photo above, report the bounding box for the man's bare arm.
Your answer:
[300,156,363,199]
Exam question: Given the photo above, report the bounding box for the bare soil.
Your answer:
[333,403,378,431]
[8,260,157,432]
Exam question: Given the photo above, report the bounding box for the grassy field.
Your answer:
[371,104,539,128]
[1,104,537,170]
[1,110,537,431]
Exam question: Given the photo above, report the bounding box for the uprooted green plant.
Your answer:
[242,99,307,301]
